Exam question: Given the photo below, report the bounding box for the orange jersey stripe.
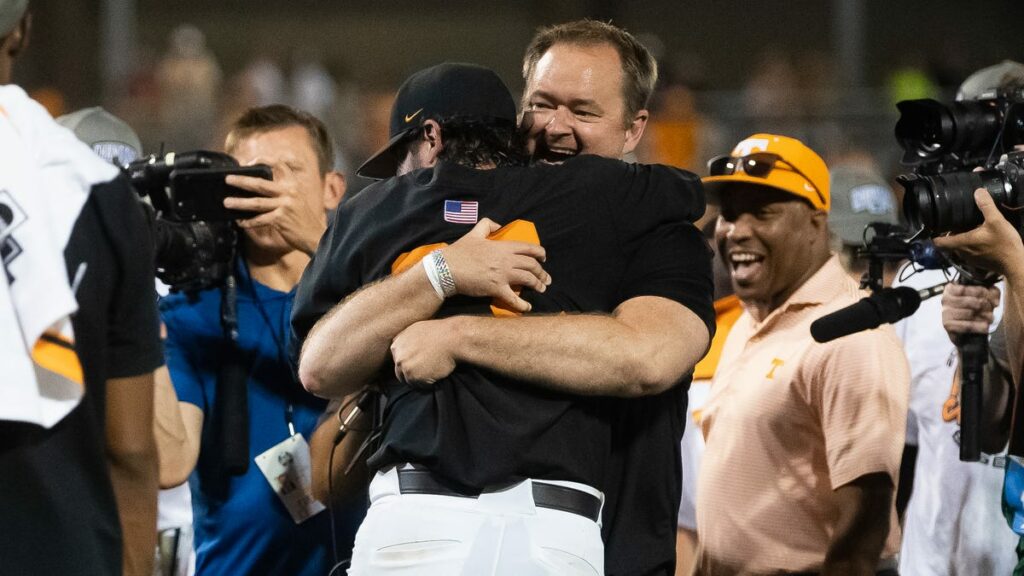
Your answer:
[32,335,84,387]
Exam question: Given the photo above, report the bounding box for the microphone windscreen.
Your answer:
[810,287,920,343]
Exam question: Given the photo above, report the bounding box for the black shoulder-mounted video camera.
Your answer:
[126,150,271,293]
[128,151,273,480]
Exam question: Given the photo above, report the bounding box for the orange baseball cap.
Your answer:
[702,133,831,212]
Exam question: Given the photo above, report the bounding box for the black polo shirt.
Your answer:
[292,153,713,521]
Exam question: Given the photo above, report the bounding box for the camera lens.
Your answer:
[900,170,1009,234]
[896,99,1004,164]
[153,219,196,273]
[154,220,235,292]
[896,99,954,163]
[950,100,1004,153]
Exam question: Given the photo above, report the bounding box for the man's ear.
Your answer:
[811,208,829,227]
[810,209,831,244]
[621,109,649,157]
[322,170,346,211]
[421,119,444,165]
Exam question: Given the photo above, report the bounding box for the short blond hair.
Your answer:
[225,105,334,175]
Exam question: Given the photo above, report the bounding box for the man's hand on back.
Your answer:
[386,218,552,385]
[442,218,551,312]
[391,318,457,385]
[298,218,550,397]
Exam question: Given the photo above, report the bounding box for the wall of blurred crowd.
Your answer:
[16,0,1024,193]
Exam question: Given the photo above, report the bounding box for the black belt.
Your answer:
[789,567,898,576]
[782,561,897,569]
[396,468,602,523]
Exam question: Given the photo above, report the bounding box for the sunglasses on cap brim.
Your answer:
[707,152,825,207]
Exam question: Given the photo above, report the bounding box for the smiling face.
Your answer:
[716,183,830,320]
[521,42,646,163]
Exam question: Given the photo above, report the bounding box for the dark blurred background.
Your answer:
[16,0,1024,187]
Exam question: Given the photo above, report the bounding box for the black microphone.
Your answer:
[810,286,923,343]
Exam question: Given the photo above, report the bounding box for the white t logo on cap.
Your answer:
[732,138,770,156]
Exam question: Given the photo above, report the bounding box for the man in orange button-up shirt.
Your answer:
[694,134,910,576]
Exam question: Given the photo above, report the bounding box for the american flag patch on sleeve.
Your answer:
[443,200,479,224]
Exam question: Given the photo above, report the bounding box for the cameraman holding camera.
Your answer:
[158,105,347,576]
[936,186,1024,572]
[895,60,1024,574]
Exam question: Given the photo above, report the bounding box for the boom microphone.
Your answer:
[810,286,925,343]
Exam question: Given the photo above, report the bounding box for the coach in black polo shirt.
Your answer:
[292,63,712,575]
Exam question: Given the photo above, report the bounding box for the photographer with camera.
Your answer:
[0,2,163,575]
[889,60,1024,574]
[934,178,1024,563]
[934,186,1024,572]
[895,195,1018,574]
[158,105,349,576]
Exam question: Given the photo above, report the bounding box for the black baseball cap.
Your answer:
[357,62,517,180]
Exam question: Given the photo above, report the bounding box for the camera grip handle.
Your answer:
[958,331,987,462]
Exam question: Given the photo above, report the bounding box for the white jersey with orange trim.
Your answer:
[0,85,116,428]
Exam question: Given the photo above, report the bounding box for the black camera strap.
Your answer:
[239,258,299,437]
